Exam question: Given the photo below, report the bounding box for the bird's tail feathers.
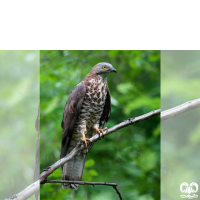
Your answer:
[62,152,86,190]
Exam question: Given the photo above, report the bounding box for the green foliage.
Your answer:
[40,50,160,200]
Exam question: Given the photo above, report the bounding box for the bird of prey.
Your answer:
[60,62,116,190]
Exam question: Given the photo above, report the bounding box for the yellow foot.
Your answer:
[81,132,92,148]
[95,127,107,136]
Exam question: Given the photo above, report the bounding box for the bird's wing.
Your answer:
[60,82,86,159]
[99,87,111,128]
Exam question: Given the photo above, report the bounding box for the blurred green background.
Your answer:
[0,50,39,200]
[40,50,160,200]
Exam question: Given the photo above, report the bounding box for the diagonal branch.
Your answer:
[39,109,161,183]
[161,98,200,120]
[7,108,160,200]
[6,98,200,200]
[5,180,40,200]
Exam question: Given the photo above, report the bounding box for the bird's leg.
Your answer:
[95,127,107,137]
[81,132,92,148]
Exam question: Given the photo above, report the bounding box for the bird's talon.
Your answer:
[95,127,107,137]
[81,132,92,148]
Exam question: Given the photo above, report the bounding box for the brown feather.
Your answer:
[60,82,86,160]
[100,87,111,128]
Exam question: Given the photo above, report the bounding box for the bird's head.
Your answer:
[92,62,117,77]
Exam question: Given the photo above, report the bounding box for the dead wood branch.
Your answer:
[161,98,200,120]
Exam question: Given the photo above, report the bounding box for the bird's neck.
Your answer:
[84,72,107,83]
[97,74,107,81]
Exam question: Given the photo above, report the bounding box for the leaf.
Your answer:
[85,159,95,168]
[89,169,98,176]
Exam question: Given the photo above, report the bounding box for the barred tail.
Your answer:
[62,152,86,190]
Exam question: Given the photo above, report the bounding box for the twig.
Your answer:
[45,180,117,186]
[45,180,122,200]
[113,186,123,200]
[161,98,200,120]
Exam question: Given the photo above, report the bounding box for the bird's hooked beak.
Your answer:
[111,68,117,73]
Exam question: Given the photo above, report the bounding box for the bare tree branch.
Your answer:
[33,102,40,200]
[113,185,123,200]
[161,98,200,120]
[39,108,161,183]
[45,180,122,200]
[45,180,117,186]
[6,108,160,200]
[5,180,39,200]
[7,97,200,200]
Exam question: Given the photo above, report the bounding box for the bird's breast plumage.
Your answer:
[67,75,107,153]
[79,76,107,127]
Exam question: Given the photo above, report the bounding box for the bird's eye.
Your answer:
[103,66,106,69]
